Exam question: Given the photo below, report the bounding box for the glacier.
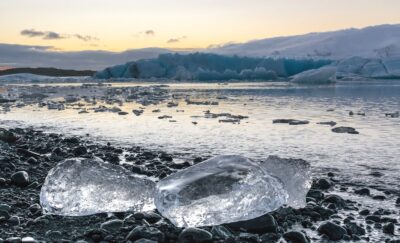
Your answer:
[154,155,297,227]
[40,157,156,216]
[95,53,331,81]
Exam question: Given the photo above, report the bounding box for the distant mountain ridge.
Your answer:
[211,24,400,59]
[0,67,95,77]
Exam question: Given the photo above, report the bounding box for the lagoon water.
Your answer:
[1,81,400,195]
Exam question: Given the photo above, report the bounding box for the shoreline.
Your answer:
[1,127,399,242]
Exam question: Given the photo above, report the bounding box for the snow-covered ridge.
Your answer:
[211,24,400,60]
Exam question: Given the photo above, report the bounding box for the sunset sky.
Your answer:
[1,0,400,51]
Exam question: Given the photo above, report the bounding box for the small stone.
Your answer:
[11,171,30,187]
[323,195,346,209]
[283,231,309,243]
[359,209,370,216]
[134,240,157,243]
[126,226,165,242]
[0,210,10,220]
[210,225,234,240]
[372,195,386,200]
[365,215,380,223]
[178,227,213,243]
[45,230,62,240]
[383,222,395,235]
[100,219,124,233]
[228,214,278,234]
[21,236,38,243]
[318,221,347,241]
[29,204,41,214]
[5,237,22,243]
[332,126,359,134]
[354,188,370,196]
[27,157,38,165]
[0,204,11,212]
[9,216,20,226]
[314,178,333,190]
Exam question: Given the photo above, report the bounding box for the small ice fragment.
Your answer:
[40,157,156,216]
[154,155,288,227]
[260,156,311,208]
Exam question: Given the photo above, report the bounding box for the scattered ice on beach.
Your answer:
[260,156,311,208]
[154,155,289,227]
[40,157,156,216]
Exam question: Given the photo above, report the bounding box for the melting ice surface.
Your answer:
[260,156,311,208]
[154,155,297,227]
[40,157,156,216]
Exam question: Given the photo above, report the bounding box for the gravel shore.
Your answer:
[0,127,399,242]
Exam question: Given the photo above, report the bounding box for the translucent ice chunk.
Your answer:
[260,156,311,208]
[154,155,288,227]
[40,157,156,216]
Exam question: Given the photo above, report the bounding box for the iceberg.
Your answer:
[291,66,337,84]
[154,155,289,227]
[260,156,311,208]
[40,157,156,216]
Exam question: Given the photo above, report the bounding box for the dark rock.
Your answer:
[134,239,157,243]
[100,219,124,233]
[332,126,359,134]
[283,231,309,243]
[178,227,213,243]
[73,146,88,156]
[365,215,381,223]
[237,232,259,242]
[0,204,11,212]
[318,221,347,241]
[372,195,386,200]
[383,223,395,235]
[306,190,324,201]
[4,237,22,243]
[260,233,279,242]
[354,188,370,196]
[28,204,41,214]
[314,178,333,190]
[9,216,20,226]
[142,212,162,224]
[227,213,278,234]
[359,209,370,216]
[0,128,18,143]
[11,171,30,187]
[0,209,10,220]
[26,157,39,165]
[323,195,346,209]
[345,222,366,236]
[126,225,165,242]
[210,225,234,240]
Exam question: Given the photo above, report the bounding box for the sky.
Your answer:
[0,0,400,52]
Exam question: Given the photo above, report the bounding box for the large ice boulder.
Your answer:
[40,157,156,216]
[154,155,296,227]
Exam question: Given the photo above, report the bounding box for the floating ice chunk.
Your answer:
[291,66,337,84]
[260,156,311,208]
[154,155,288,227]
[40,157,156,216]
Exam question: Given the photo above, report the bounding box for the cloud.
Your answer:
[74,34,99,42]
[145,30,155,36]
[167,36,187,44]
[134,30,156,37]
[43,31,65,40]
[20,29,98,42]
[20,29,45,37]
